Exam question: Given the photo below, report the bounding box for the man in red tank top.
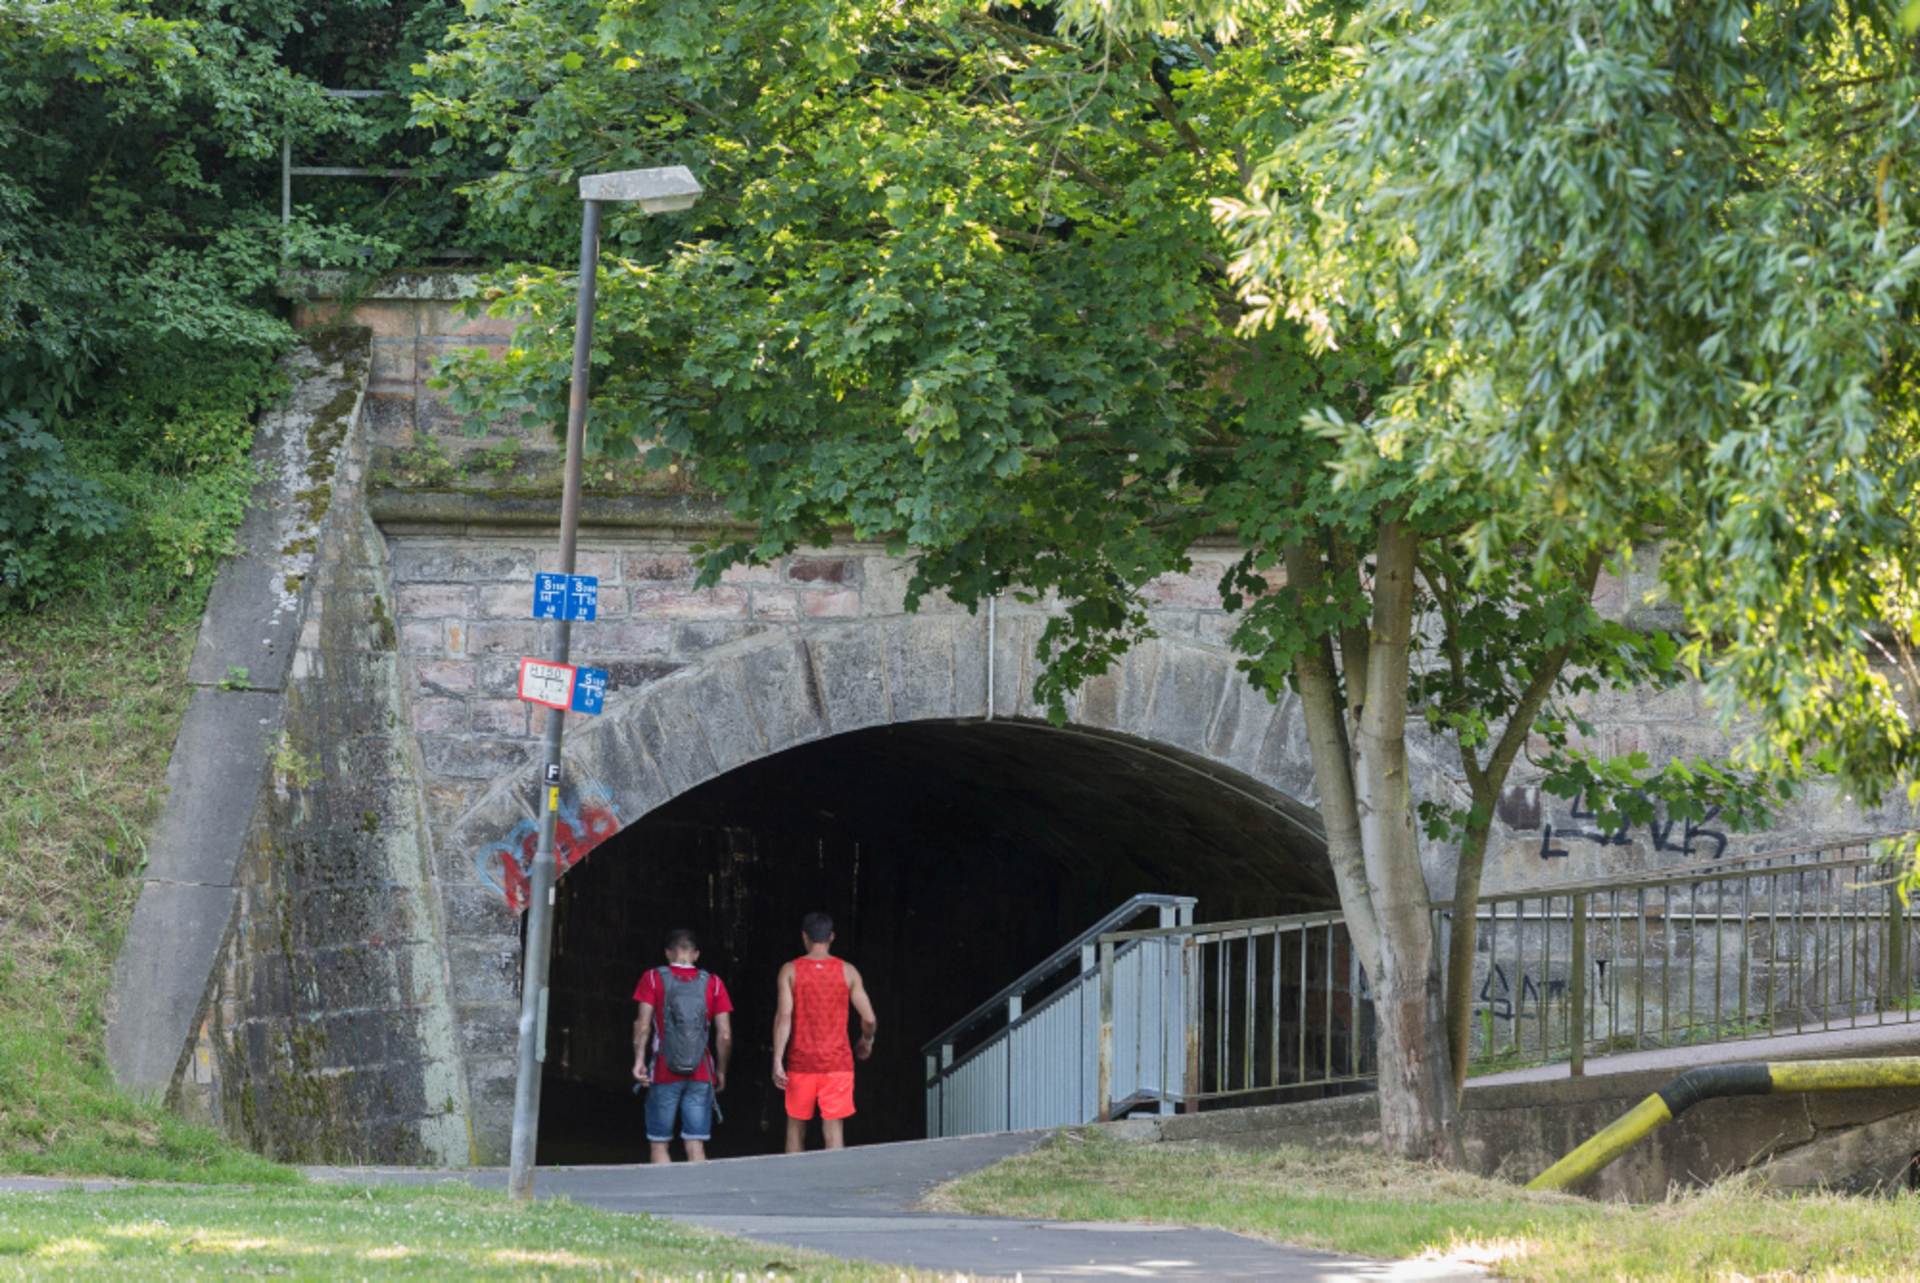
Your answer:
[771,911,877,1153]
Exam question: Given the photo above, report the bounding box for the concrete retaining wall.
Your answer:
[1128,1031,1920,1199]
[110,328,474,1164]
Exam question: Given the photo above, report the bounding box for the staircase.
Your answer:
[922,894,1195,1138]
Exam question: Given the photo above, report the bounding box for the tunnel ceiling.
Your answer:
[650,719,1336,914]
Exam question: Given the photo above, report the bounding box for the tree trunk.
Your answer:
[1443,814,1493,1100]
[1351,520,1460,1162]
[1284,544,1383,978]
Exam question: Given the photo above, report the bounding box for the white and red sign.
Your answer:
[517,657,577,710]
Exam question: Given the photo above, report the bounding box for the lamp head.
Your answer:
[577,166,703,213]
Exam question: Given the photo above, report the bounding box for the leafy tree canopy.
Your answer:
[0,0,476,602]
[1217,0,1920,811]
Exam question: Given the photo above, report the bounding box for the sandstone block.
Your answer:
[419,736,535,781]
[412,698,467,735]
[671,620,765,657]
[740,640,827,751]
[884,615,957,723]
[398,621,444,656]
[1147,646,1232,755]
[469,699,530,737]
[464,621,540,657]
[414,659,476,697]
[801,588,862,618]
[583,619,672,657]
[624,552,696,582]
[749,588,801,621]
[789,557,860,585]
[633,689,720,797]
[811,629,891,732]
[630,584,749,620]
[718,559,787,584]
[389,543,538,584]
[396,583,473,619]
[536,548,622,583]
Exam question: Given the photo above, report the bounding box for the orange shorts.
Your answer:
[784,1070,855,1121]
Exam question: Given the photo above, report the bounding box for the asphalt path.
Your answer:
[308,1132,1481,1281]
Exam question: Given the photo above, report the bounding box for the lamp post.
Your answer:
[507,166,703,1202]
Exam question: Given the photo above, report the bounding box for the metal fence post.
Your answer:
[1570,893,1587,1078]
[1097,937,1115,1121]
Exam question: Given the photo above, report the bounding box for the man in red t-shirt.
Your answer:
[771,911,877,1153]
[632,927,733,1164]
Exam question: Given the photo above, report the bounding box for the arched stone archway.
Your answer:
[444,614,1355,912]
[430,610,1467,1160]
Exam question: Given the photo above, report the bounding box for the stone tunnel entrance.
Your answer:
[534,719,1331,1162]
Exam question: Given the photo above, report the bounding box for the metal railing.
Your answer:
[1091,834,1918,1116]
[1098,909,1373,1109]
[1454,837,1917,1076]
[923,894,1195,1137]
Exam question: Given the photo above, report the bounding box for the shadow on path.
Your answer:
[308,1131,1480,1281]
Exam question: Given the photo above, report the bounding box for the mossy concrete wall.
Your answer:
[116,328,474,1164]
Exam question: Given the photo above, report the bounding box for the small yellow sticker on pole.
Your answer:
[547,786,559,812]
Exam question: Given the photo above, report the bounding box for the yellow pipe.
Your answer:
[1526,1056,1920,1194]
[1766,1057,1920,1093]
[1526,1093,1671,1192]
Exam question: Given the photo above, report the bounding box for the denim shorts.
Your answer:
[645,1079,714,1142]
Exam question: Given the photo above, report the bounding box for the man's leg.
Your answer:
[784,1072,819,1154]
[679,1083,713,1163]
[819,1071,855,1151]
[644,1082,681,1163]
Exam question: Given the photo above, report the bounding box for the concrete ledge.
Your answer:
[107,332,372,1099]
[107,883,240,1092]
[367,488,733,534]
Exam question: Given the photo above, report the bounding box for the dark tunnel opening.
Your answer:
[535,719,1333,1163]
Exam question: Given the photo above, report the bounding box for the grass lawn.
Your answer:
[0,1183,904,1280]
[0,585,285,1184]
[928,1131,1920,1280]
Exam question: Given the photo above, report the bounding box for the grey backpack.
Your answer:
[655,967,711,1077]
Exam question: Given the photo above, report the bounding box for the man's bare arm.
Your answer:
[713,1011,733,1091]
[632,1002,655,1083]
[771,963,795,1088]
[846,962,877,1060]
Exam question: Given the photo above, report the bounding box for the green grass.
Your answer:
[928,1132,1920,1279]
[0,1183,902,1280]
[0,580,285,1183]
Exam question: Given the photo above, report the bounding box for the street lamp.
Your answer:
[507,165,703,1202]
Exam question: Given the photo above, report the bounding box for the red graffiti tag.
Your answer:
[477,798,620,914]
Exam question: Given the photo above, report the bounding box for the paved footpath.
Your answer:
[308,1132,1479,1281]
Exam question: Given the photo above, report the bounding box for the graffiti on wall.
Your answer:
[474,788,621,913]
[1499,788,1728,863]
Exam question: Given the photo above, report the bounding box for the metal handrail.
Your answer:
[927,936,1146,1085]
[1100,833,1914,946]
[920,893,1196,1057]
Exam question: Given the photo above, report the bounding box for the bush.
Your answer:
[0,411,121,605]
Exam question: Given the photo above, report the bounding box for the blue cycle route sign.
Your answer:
[532,572,599,622]
[570,666,608,715]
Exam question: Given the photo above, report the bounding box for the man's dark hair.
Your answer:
[801,912,833,944]
[665,927,698,953]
